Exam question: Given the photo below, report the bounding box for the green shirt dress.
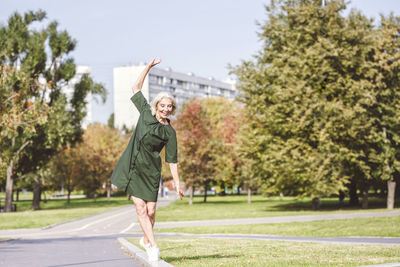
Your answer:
[110,91,178,202]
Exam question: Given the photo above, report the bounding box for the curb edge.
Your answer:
[117,237,174,267]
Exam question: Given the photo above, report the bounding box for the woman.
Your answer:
[110,58,184,262]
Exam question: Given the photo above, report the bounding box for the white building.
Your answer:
[113,64,237,129]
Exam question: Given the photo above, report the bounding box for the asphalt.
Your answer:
[0,196,176,267]
[0,236,141,267]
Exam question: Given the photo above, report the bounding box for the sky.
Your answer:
[2,0,400,124]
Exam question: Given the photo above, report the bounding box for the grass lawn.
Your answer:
[155,194,396,222]
[127,238,400,267]
[156,215,400,237]
[0,196,131,230]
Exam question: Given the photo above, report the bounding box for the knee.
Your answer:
[134,203,147,218]
[147,207,156,219]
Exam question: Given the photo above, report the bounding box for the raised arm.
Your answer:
[132,58,162,95]
[169,163,184,200]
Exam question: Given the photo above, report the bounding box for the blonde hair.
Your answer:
[150,92,177,116]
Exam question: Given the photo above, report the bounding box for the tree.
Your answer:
[48,123,127,201]
[201,97,244,195]
[176,99,214,204]
[0,11,49,212]
[0,10,106,210]
[0,64,48,212]
[47,147,81,203]
[107,113,115,129]
[175,97,244,203]
[79,123,127,200]
[366,14,400,209]
[231,0,400,208]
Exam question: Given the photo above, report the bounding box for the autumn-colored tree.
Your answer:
[48,123,127,201]
[175,97,245,204]
[176,99,214,203]
[201,97,244,195]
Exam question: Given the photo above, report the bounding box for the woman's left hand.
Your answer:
[176,186,184,200]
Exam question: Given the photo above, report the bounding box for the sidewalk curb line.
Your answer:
[0,238,15,243]
[117,237,174,267]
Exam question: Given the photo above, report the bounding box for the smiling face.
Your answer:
[156,97,174,120]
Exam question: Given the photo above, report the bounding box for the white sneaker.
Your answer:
[147,246,160,262]
[139,237,151,250]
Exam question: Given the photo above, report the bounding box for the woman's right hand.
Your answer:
[147,58,162,69]
[132,57,162,94]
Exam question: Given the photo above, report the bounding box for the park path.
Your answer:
[153,209,400,229]
[149,209,400,246]
[0,196,176,267]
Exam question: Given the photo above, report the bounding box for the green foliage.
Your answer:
[107,113,115,129]
[0,10,106,210]
[231,0,400,198]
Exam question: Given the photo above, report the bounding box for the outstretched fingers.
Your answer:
[149,57,162,68]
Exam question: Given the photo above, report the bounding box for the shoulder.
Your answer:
[166,123,176,137]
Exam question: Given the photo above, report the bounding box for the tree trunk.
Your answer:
[16,188,20,202]
[32,177,41,210]
[66,176,71,204]
[67,188,72,204]
[247,187,251,204]
[220,181,225,196]
[203,181,208,203]
[349,179,359,206]
[5,158,15,212]
[5,139,30,212]
[189,185,194,205]
[106,181,111,202]
[362,190,368,209]
[387,180,396,210]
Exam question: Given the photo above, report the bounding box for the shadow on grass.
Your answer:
[272,197,397,212]
[163,253,239,263]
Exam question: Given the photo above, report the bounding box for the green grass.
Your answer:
[0,196,131,229]
[156,215,400,237]
[127,238,400,266]
[155,194,394,222]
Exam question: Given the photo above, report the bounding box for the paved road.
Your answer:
[0,197,175,239]
[0,236,141,267]
[0,196,176,267]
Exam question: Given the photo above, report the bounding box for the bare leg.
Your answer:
[143,201,157,244]
[132,196,157,247]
